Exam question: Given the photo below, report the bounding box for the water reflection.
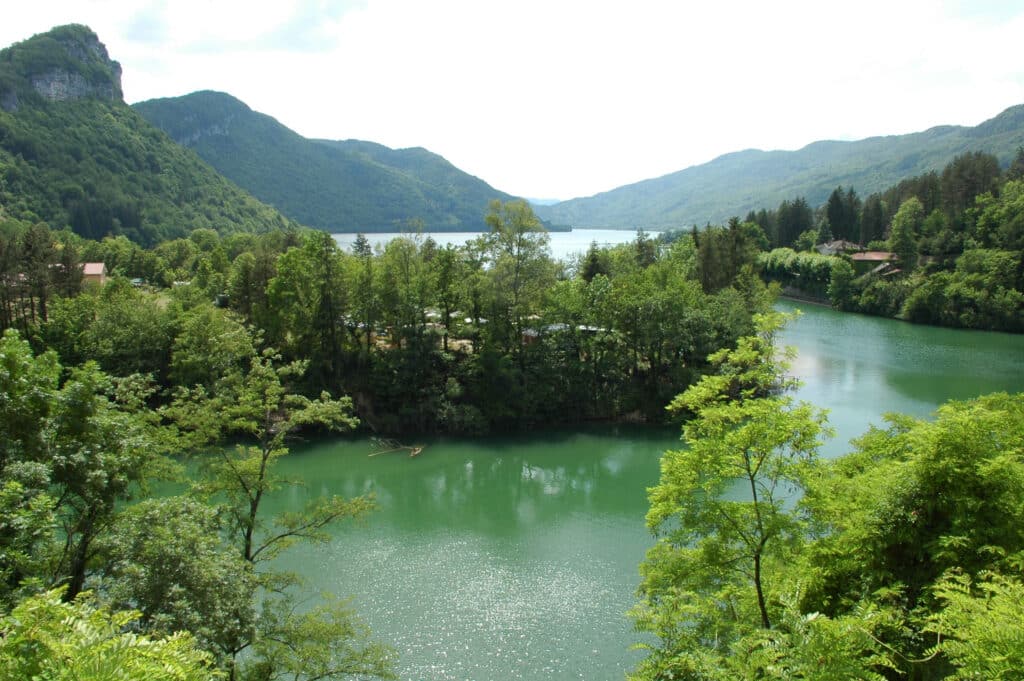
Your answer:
[262,303,1024,681]
[777,300,1024,454]
[271,427,674,681]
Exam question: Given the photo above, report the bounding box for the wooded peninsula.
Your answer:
[1,23,1023,681]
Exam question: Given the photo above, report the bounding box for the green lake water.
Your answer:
[267,303,1024,680]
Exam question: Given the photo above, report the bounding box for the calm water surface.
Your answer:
[332,229,654,263]
[269,303,1024,680]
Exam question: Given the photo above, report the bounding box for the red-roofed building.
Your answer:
[81,262,107,286]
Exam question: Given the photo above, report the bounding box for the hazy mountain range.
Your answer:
[534,105,1024,229]
[2,24,1022,243]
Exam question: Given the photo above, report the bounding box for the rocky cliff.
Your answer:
[0,24,123,112]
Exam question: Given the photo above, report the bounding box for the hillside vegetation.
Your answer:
[536,104,1024,229]
[0,25,296,245]
[135,91,516,232]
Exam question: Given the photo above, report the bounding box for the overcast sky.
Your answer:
[3,1,1023,200]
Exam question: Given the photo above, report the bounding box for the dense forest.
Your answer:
[0,200,769,434]
[0,27,295,246]
[0,198,772,679]
[2,193,1023,679]
[133,91,519,233]
[2,22,1024,681]
[726,149,1024,331]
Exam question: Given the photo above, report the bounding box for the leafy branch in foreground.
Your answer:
[161,341,395,680]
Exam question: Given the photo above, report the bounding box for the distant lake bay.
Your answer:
[333,229,656,262]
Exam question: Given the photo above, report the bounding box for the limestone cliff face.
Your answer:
[0,24,123,111]
[31,66,122,103]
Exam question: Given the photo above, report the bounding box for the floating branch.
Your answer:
[369,438,425,458]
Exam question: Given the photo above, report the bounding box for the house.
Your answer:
[816,239,862,256]
[81,262,107,286]
[850,251,895,275]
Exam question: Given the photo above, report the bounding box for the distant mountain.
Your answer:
[0,25,295,245]
[134,91,516,232]
[536,105,1024,229]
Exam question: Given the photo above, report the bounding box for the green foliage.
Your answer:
[694,220,762,293]
[725,600,898,680]
[134,90,514,233]
[889,197,923,270]
[793,228,819,253]
[171,304,255,390]
[0,328,160,599]
[164,344,393,679]
[100,496,257,664]
[828,258,856,309]
[972,178,1024,251]
[0,588,221,681]
[759,247,842,299]
[169,348,362,563]
[44,278,177,378]
[800,392,1024,676]
[826,186,862,243]
[926,570,1024,679]
[0,28,294,245]
[249,594,397,681]
[635,314,831,676]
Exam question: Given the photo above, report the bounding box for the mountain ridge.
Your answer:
[535,104,1024,229]
[134,90,517,233]
[0,25,295,245]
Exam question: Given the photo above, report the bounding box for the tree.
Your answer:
[166,347,394,679]
[828,258,856,310]
[925,570,1024,679]
[481,200,554,360]
[0,329,158,600]
[100,496,257,667]
[889,196,923,270]
[52,234,84,299]
[633,313,830,677]
[172,349,365,565]
[347,233,380,357]
[825,187,846,241]
[432,243,466,352]
[634,228,657,268]
[581,240,609,282]
[1007,146,1024,182]
[972,178,1024,251]
[940,151,1001,222]
[19,221,55,325]
[800,391,1024,676]
[265,232,348,387]
[170,304,255,390]
[860,194,885,245]
[776,197,814,248]
[0,588,220,681]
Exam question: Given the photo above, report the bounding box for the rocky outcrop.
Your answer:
[31,66,122,103]
[174,118,234,147]
[0,24,123,108]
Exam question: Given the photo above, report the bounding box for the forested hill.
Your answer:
[135,91,517,233]
[535,103,1024,229]
[0,25,296,245]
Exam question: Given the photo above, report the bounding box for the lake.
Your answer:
[332,228,656,263]
[268,303,1024,680]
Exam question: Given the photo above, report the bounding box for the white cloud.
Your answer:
[2,0,1022,199]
